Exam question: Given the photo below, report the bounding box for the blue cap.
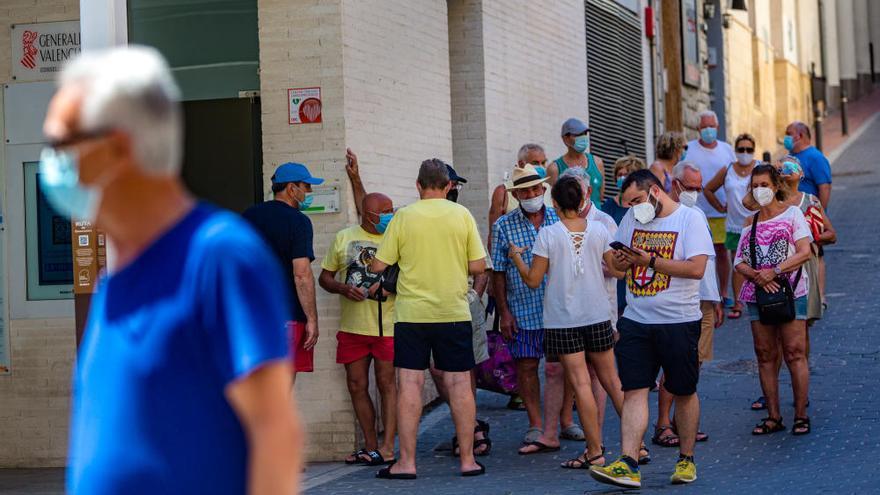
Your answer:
[271,162,324,185]
[561,118,589,136]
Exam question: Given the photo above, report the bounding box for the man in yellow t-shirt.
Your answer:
[319,192,397,466]
[371,159,488,479]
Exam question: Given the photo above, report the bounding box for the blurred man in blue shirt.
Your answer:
[41,46,304,495]
[786,121,832,209]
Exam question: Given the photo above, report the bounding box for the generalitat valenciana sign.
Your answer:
[12,21,81,82]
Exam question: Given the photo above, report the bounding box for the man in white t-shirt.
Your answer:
[687,110,736,309]
[650,162,724,449]
[589,170,713,489]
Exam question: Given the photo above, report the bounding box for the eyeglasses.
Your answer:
[48,128,111,150]
[736,147,755,153]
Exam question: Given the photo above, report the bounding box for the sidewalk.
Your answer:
[821,85,880,157]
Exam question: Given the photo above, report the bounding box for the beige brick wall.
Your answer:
[448,0,588,231]
[258,0,451,462]
[0,0,80,469]
[0,319,76,467]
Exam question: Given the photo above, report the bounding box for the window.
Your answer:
[23,161,73,300]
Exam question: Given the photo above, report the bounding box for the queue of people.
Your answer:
[56,46,835,494]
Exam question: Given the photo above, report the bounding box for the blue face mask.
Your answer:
[293,185,313,210]
[680,148,688,161]
[572,134,590,153]
[616,176,627,189]
[783,135,795,151]
[700,127,717,144]
[372,212,393,234]
[38,147,101,221]
[534,165,547,178]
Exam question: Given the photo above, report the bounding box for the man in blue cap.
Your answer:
[244,162,325,383]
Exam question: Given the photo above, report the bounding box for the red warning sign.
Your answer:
[288,87,322,124]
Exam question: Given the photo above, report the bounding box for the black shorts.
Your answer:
[545,321,614,356]
[614,317,701,396]
[393,321,476,372]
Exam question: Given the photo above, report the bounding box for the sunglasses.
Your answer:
[736,147,755,153]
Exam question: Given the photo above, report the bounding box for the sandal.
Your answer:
[560,446,606,469]
[727,307,743,319]
[651,425,680,447]
[638,444,651,465]
[750,396,767,411]
[518,441,561,455]
[696,431,709,442]
[752,417,785,435]
[376,463,417,480]
[792,417,811,436]
[453,420,492,457]
[344,448,369,465]
[506,395,526,411]
[560,424,585,441]
[523,427,543,444]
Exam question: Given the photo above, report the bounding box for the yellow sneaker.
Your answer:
[589,458,641,489]
[670,458,697,484]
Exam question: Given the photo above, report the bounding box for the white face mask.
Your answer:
[679,189,698,208]
[736,153,753,166]
[519,195,544,213]
[752,186,775,206]
[632,191,658,224]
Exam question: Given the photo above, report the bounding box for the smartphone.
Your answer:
[610,241,637,254]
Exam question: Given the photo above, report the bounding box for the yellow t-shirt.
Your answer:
[375,199,487,323]
[321,225,395,336]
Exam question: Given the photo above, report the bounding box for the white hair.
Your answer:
[697,109,718,125]
[672,160,701,180]
[60,45,183,175]
[517,143,545,162]
[559,167,592,191]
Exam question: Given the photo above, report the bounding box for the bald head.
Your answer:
[363,192,392,214]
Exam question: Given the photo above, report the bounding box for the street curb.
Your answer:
[828,112,880,165]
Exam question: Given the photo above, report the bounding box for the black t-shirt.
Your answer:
[242,200,314,322]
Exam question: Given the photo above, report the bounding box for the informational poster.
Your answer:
[301,185,340,215]
[71,220,106,295]
[288,87,322,124]
[681,0,700,87]
[11,21,81,82]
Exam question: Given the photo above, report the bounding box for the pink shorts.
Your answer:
[336,332,394,364]
[287,321,314,373]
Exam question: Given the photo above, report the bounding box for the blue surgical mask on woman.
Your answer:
[371,212,394,234]
[38,147,102,221]
[572,134,590,153]
[700,127,718,144]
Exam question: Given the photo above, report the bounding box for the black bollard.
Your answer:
[841,90,849,136]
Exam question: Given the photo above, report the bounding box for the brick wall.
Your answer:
[0,0,80,468]
[258,0,451,461]
[448,0,588,231]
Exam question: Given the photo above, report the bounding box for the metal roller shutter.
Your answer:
[585,0,646,197]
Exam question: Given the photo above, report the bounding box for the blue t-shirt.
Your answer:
[67,204,291,495]
[794,146,831,197]
[243,200,315,322]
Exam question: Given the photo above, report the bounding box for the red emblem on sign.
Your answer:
[20,30,38,69]
[299,97,322,124]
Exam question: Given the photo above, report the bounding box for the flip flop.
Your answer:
[560,424,585,441]
[518,441,561,455]
[462,461,486,477]
[362,450,394,466]
[751,396,767,411]
[344,448,369,465]
[523,427,543,444]
[376,464,417,480]
[727,308,742,319]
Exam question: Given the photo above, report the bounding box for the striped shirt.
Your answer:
[491,206,559,331]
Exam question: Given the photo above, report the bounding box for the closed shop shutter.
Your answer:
[585,0,646,198]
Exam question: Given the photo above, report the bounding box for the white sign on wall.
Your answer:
[11,21,81,82]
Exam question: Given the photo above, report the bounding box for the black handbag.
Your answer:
[749,213,802,324]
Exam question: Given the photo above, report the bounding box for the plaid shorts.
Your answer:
[545,321,614,356]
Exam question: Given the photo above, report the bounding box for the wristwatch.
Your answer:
[648,254,657,269]
[773,266,782,275]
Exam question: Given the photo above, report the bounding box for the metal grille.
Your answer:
[585,0,646,197]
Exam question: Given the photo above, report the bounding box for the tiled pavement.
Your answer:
[1,114,878,495]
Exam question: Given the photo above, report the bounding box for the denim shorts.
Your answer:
[746,295,808,322]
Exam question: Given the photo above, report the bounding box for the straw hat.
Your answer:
[507,164,548,190]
